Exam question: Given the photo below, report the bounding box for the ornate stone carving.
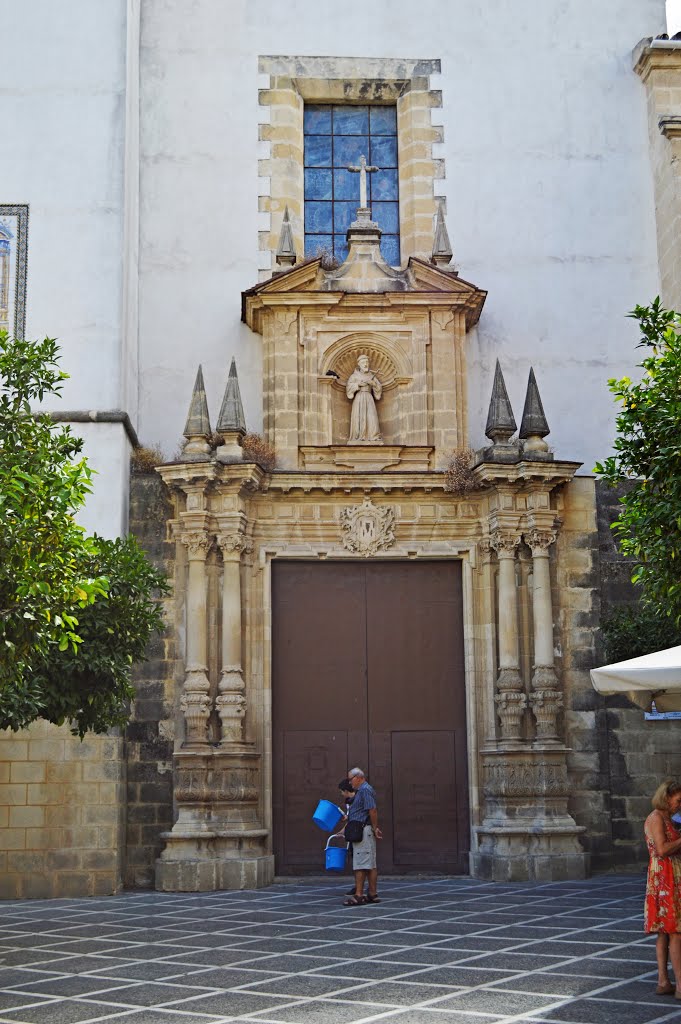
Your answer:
[525,528,557,554]
[181,531,212,559]
[490,531,521,557]
[274,309,297,333]
[180,688,212,748]
[432,309,455,332]
[215,688,248,745]
[483,759,568,797]
[217,532,249,556]
[494,689,527,744]
[530,686,564,743]
[340,498,396,556]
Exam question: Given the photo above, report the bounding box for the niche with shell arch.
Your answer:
[319,333,413,446]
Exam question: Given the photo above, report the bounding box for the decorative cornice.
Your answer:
[633,38,681,83]
[659,115,681,139]
[46,409,139,448]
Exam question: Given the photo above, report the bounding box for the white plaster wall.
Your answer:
[3,0,128,411]
[71,422,131,541]
[137,0,665,472]
[3,0,133,537]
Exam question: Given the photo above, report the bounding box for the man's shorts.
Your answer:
[352,824,376,870]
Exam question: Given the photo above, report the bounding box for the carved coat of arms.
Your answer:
[339,498,396,557]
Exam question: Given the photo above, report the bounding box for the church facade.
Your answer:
[1,0,681,897]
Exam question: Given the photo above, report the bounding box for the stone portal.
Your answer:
[154,202,588,889]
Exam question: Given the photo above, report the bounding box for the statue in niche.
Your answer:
[346,354,383,445]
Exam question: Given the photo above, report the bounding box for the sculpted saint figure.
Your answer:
[346,354,383,444]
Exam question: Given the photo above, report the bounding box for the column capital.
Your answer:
[490,530,521,558]
[524,527,557,555]
[180,529,213,559]
[217,531,252,557]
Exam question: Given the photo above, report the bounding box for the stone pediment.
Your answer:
[242,209,487,471]
[242,255,486,331]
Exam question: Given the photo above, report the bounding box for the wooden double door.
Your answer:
[272,561,469,874]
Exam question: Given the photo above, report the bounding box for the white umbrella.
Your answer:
[590,645,681,713]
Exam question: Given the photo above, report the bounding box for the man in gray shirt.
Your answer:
[343,767,383,906]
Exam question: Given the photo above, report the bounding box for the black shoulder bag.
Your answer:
[345,818,367,843]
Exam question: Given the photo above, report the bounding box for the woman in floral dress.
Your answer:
[644,779,681,996]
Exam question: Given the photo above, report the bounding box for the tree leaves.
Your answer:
[596,299,681,627]
[0,331,167,735]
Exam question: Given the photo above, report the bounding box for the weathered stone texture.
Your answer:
[125,469,178,887]
[0,721,125,898]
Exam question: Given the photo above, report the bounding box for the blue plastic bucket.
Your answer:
[325,835,347,872]
[312,799,342,831]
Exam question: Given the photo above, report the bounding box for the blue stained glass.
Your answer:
[370,106,397,134]
[333,168,359,200]
[333,236,349,263]
[304,168,333,200]
[333,135,370,167]
[381,234,401,266]
[304,105,332,133]
[371,168,398,201]
[305,233,333,257]
[370,136,398,167]
[333,202,357,233]
[304,135,332,167]
[373,202,399,233]
[305,201,333,233]
[332,105,369,135]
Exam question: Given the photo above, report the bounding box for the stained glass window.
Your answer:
[303,104,400,266]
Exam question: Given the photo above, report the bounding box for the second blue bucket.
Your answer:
[312,799,342,831]
[325,835,347,872]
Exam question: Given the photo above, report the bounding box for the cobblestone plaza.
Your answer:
[0,874,678,1024]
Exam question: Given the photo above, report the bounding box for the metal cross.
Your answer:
[347,154,379,209]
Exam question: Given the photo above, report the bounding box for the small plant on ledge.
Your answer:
[443,447,477,496]
[241,432,277,472]
[130,443,164,473]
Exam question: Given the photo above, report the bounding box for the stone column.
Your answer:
[490,531,526,744]
[179,530,212,749]
[216,532,248,745]
[526,527,563,745]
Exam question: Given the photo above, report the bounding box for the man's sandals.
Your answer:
[343,893,381,906]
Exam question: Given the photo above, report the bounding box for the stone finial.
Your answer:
[275,206,296,267]
[431,199,453,267]
[485,359,517,444]
[519,367,551,456]
[215,357,246,464]
[217,358,246,433]
[181,365,212,461]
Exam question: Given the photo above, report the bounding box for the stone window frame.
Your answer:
[257,56,445,278]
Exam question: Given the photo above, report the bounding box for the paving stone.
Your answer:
[490,972,614,996]
[532,997,669,1023]
[0,1000,140,1023]
[247,999,396,1022]
[333,980,462,1004]
[435,988,562,1013]
[373,1014,502,1024]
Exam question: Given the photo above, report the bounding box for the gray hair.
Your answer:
[348,767,365,779]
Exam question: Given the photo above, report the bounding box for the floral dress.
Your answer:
[645,812,681,933]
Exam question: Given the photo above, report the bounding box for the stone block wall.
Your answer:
[593,480,681,869]
[124,469,178,887]
[0,721,124,898]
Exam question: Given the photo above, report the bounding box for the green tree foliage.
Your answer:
[0,330,167,734]
[595,298,681,628]
[600,604,681,665]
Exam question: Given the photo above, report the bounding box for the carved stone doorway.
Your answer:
[271,561,469,875]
